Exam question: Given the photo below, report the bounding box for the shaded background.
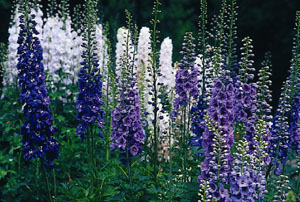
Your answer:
[1,0,300,111]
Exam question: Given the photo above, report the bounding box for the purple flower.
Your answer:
[199,79,236,201]
[111,87,145,159]
[173,32,198,110]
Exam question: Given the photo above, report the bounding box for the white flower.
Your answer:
[158,37,175,90]
[136,27,151,75]
[42,15,82,87]
[115,27,134,78]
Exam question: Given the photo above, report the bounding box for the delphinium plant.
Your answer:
[199,79,235,201]
[173,32,199,183]
[269,11,300,177]
[144,0,168,182]
[110,10,145,201]
[16,0,59,201]
[75,0,104,199]
[157,37,175,163]
[136,26,151,115]
[256,52,273,124]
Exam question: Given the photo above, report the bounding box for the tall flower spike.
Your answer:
[136,26,152,121]
[17,0,59,168]
[5,4,43,87]
[173,32,198,110]
[158,37,175,90]
[224,0,238,75]
[75,0,104,139]
[199,79,236,201]
[257,52,273,124]
[115,27,134,79]
[270,11,300,175]
[146,0,162,178]
[157,37,175,161]
[110,11,145,159]
[238,37,255,83]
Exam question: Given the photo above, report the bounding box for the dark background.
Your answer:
[1,0,300,110]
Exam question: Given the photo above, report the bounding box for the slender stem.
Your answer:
[18,150,22,175]
[41,160,53,202]
[126,148,133,202]
[183,104,187,182]
[53,169,57,198]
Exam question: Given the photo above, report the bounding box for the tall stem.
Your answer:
[126,148,133,202]
[41,160,53,202]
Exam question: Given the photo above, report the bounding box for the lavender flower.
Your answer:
[110,13,145,159]
[199,79,236,201]
[110,88,145,157]
[17,3,58,168]
[173,32,198,110]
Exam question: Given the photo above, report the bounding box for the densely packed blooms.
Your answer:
[200,79,235,201]
[16,2,59,168]
[173,32,198,110]
[1,0,300,201]
[110,20,145,159]
[5,5,43,87]
[75,0,104,140]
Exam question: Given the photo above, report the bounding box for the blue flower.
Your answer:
[17,5,59,168]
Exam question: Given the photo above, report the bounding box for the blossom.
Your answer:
[115,27,134,78]
[17,4,58,168]
[110,89,145,157]
[199,79,235,201]
[5,6,43,87]
[158,37,175,90]
[173,32,198,110]
[75,0,104,140]
[42,15,82,89]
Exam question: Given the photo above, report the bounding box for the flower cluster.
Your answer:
[173,32,198,110]
[157,37,175,161]
[158,37,175,90]
[199,79,236,201]
[42,14,82,89]
[287,95,300,153]
[230,127,268,202]
[0,43,7,95]
[75,0,104,139]
[5,6,43,87]
[111,13,145,160]
[17,3,58,168]
[110,88,145,157]
[256,52,273,123]
[115,27,134,79]
[233,81,258,152]
[190,92,207,149]
[270,87,291,175]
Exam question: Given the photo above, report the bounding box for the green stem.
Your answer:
[53,169,57,198]
[183,104,187,182]
[18,150,22,175]
[126,148,133,202]
[41,160,53,202]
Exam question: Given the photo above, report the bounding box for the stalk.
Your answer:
[41,160,53,202]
